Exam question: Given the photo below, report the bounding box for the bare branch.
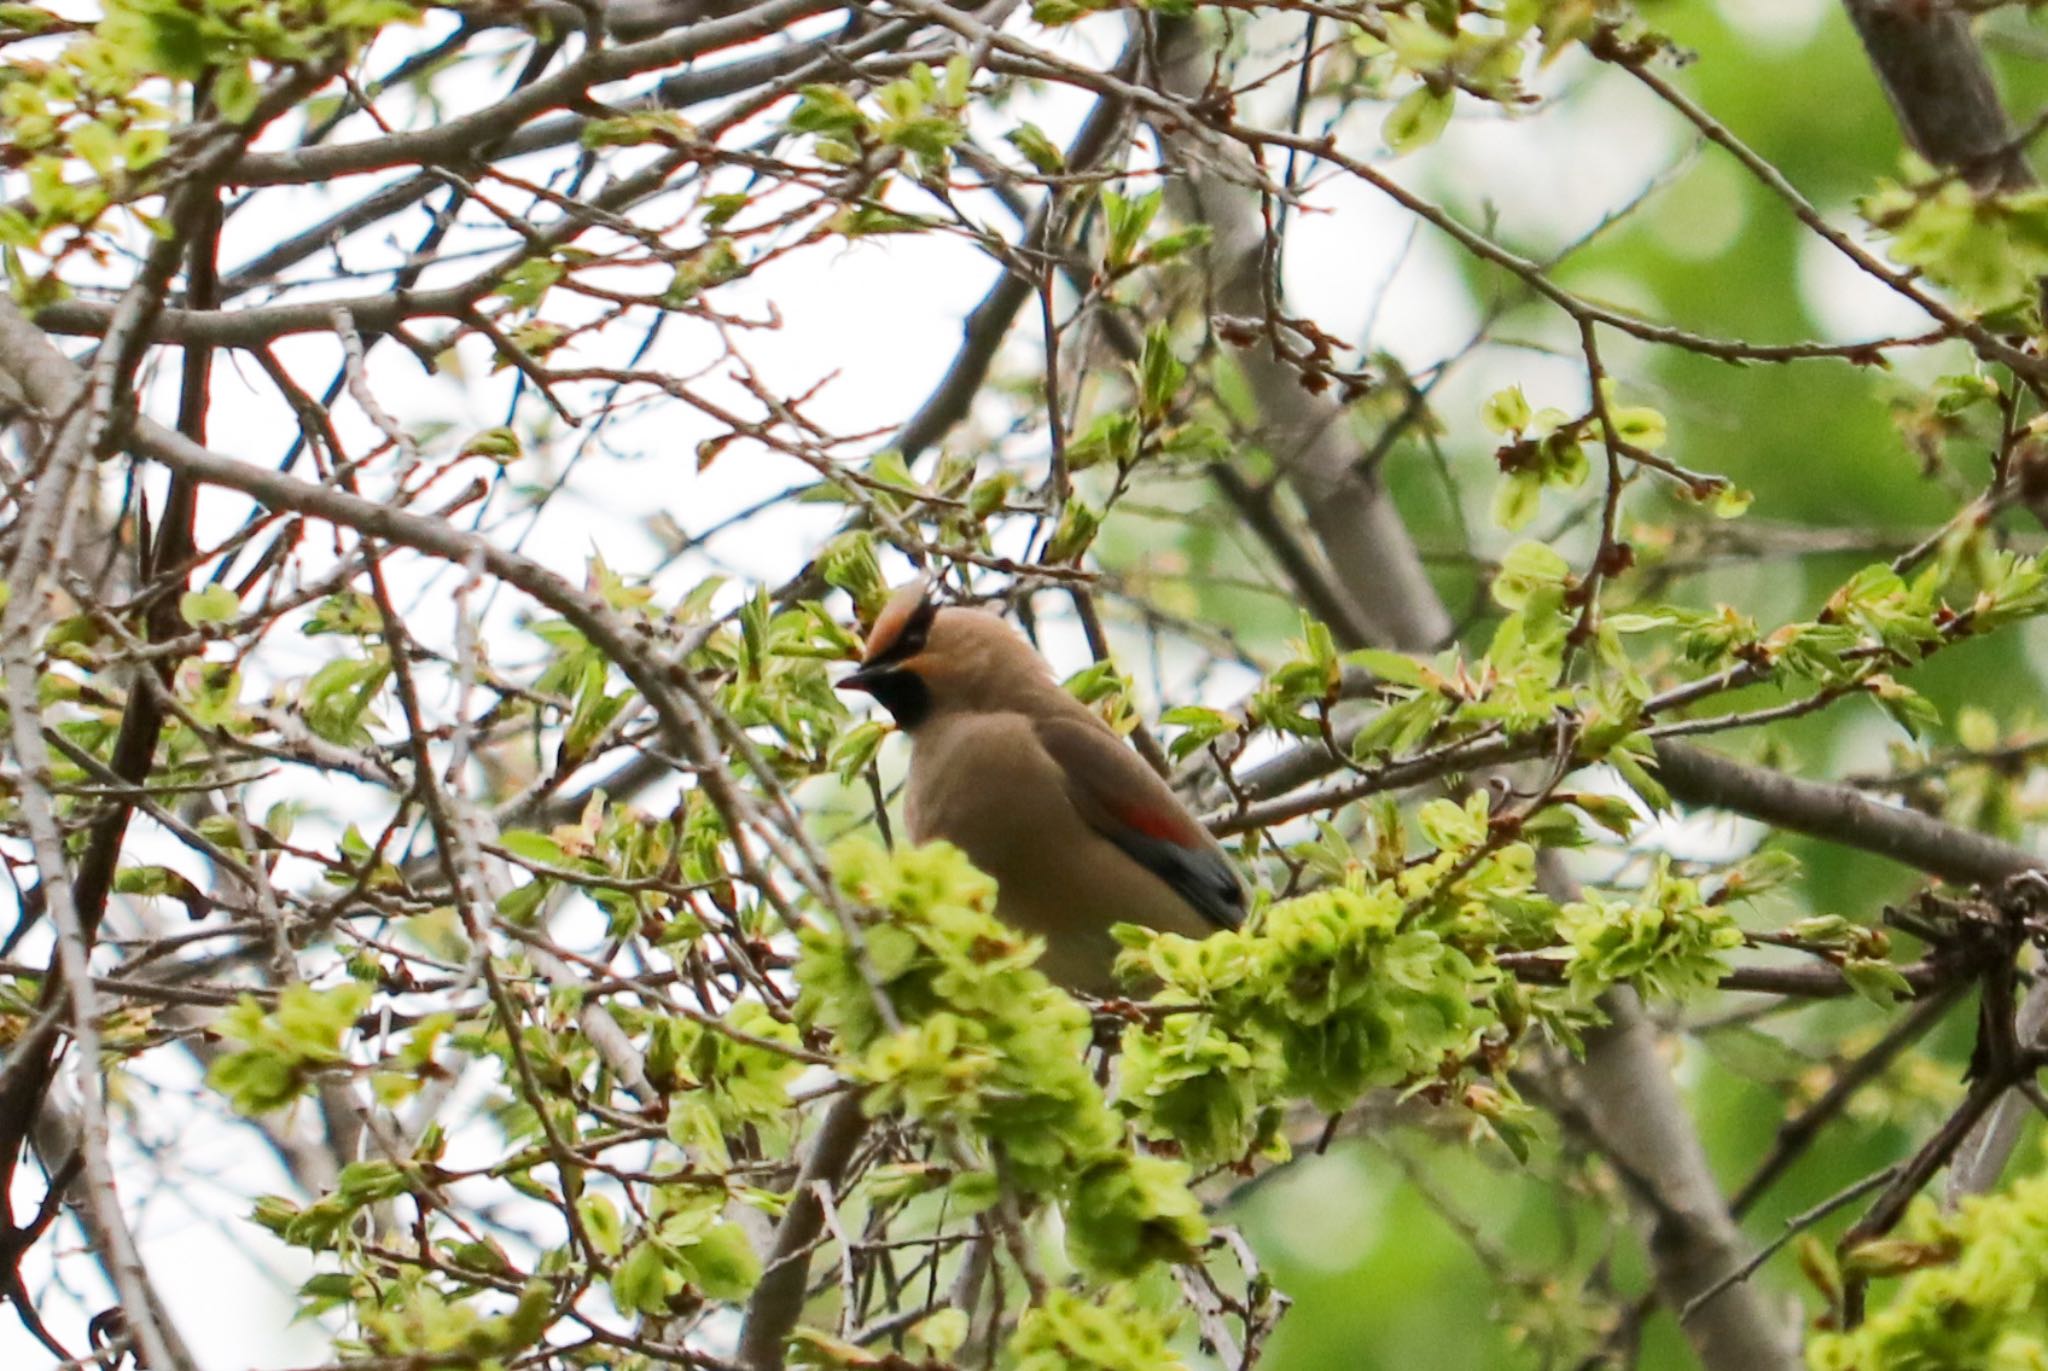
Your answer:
[736,1091,869,1371]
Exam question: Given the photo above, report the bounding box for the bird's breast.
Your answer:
[902,714,1059,857]
[900,713,1216,991]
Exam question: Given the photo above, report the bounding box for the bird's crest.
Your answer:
[861,580,939,666]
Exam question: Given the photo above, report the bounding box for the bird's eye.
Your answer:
[897,600,937,655]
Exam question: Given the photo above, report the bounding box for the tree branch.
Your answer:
[1649,740,2040,886]
[1841,0,2033,191]
[1569,987,1803,1368]
[735,1090,869,1371]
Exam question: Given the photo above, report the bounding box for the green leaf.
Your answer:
[1417,795,1486,850]
[1385,85,1454,155]
[1865,176,2048,312]
[215,63,260,123]
[577,1195,623,1256]
[1492,541,1572,609]
[1009,1288,1186,1371]
[1044,500,1102,563]
[1005,122,1065,174]
[1566,791,1639,839]
[1066,411,1139,471]
[1103,189,1161,271]
[69,121,117,176]
[1141,223,1213,265]
[914,1309,970,1359]
[1607,739,1672,814]
[967,471,1017,520]
[459,427,521,463]
[1491,471,1542,531]
[500,830,570,867]
[496,881,547,924]
[1483,385,1532,433]
[612,1240,680,1315]
[1137,326,1186,423]
[1160,704,1233,762]
[1610,403,1667,450]
[179,583,240,626]
[1870,674,1942,739]
[1710,484,1754,519]
[496,258,566,311]
[788,84,867,139]
[1843,957,1912,1007]
[581,110,695,149]
[673,1221,760,1301]
[829,719,891,784]
[1383,13,1457,67]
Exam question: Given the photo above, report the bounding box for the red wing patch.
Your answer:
[1114,801,1200,847]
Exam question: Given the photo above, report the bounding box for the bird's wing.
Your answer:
[1032,714,1245,932]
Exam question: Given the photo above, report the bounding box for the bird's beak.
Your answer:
[837,664,886,694]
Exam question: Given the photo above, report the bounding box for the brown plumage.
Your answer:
[838,583,1243,990]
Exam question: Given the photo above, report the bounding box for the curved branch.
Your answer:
[1649,741,2038,886]
[735,1090,869,1371]
[1214,718,2043,891]
[224,0,837,187]
[1569,988,1802,1369]
[1842,0,2033,191]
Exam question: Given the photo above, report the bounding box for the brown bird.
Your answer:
[836,583,1243,990]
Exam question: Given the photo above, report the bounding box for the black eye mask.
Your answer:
[836,599,939,728]
[845,669,932,729]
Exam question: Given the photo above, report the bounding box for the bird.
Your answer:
[836,582,1244,991]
